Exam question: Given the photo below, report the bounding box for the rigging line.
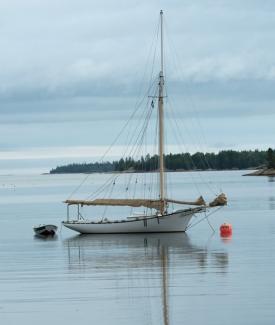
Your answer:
[165,99,203,196]
[166,90,221,194]
[68,16,171,201]
[124,99,156,190]
[116,20,159,191]
[67,76,158,199]
[206,216,215,233]
[164,54,205,195]
[186,206,223,230]
[124,111,152,177]
[149,108,159,201]
[113,98,155,198]
[153,108,159,200]
[165,92,217,196]
[124,103,152,160]
[146,119,157,202]
[100,179,116,220]
[164,100,169,199]
[164,19,222,193]
[85,174,118,200]
[102,84,153,195]
[99,18,160,166]
[106,110,150,196]
[148,17,160,94]
[162,23,209,154]
[142,101,153,202]
[170,99,213,172]
[129,177,138,216]
[142,125,147,201]
[67,173,93,200]
[126,83,158,202]
[121,61,158,147]
[133,16,160,109]
[124,83,157,161]
[145,108,158,202]
[162,75,199,156]
[156,102,163,200]
[166,111,217,196]
[171,109,216,196]
[164,100,174,202]
[130,127,147,203]
[121,77,159,159]
[163,19,209,150]
[129,84,158,158]
[67,103,142,200]
[100,76,158,162]
[85,177,114,201]
[168,118,202,196]
[68,17,159,201]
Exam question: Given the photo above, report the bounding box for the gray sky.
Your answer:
[1,0,275,173]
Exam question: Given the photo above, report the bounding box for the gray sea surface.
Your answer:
[0,171,275,325]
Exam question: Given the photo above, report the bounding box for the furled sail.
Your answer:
[65,195,207,209]
[209,193,227,207]
[65,198,163,210]
[65,194,227,209]
[166,196,206,206]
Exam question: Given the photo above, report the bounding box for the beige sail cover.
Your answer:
[65,198,163,210]
[65,194,227,209]
[209,193,227,207]
[166,196,206,206]
[65,196,207,209]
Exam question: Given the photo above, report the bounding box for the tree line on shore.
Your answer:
[50,148,275,174]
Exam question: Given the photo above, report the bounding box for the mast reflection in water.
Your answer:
[63,234,228,325]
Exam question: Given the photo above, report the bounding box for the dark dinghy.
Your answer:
[33,224,58,237]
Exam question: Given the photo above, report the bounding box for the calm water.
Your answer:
[0,171,275,325]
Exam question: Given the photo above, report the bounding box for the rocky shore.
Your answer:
[243,168,275,176]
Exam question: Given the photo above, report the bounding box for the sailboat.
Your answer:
[62,11,227,234]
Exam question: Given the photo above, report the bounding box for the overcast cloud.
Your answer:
[0,0,275,173]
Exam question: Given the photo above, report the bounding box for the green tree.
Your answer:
[267,148,275,169]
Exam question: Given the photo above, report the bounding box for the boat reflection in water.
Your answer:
[63,234,228,325]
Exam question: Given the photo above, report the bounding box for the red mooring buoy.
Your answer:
[220,223,232,237]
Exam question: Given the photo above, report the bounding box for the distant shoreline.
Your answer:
[49,150,270,175]
[46,168,256,175]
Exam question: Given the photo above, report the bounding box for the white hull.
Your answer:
[62,208,202,234]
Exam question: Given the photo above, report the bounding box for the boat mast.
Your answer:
[158,9,165,215]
